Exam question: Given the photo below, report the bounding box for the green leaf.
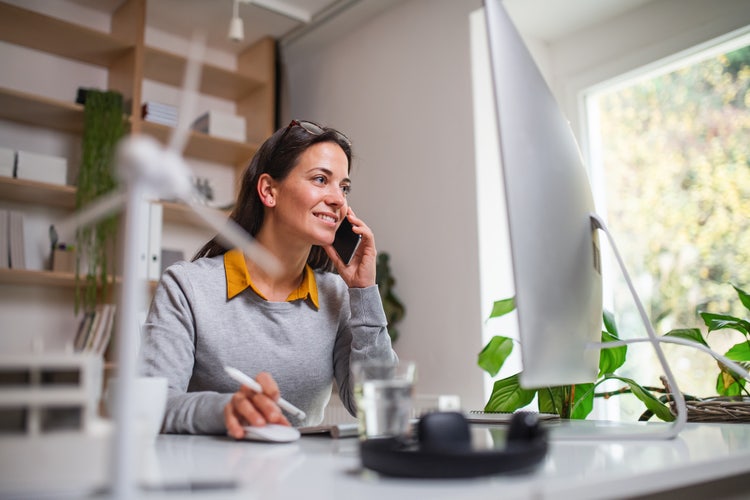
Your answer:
[605,375,675,422]
[716,369,746,396]
[477,336,514,376]
[724,341,750,362]
[732,284,750,313]
[569,383,595,420]
[700,312,750,336]
[537,386,565,415]
[536,384,594,419]
[484,374,536,413]
[664,328,709,348]
[599,329,627,376]
[602,309,618,336]
[488,297,515,320]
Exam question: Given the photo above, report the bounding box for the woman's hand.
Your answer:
[325,208,377,288]
[224,371,291,439]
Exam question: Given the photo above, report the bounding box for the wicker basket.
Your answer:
[675,397,750,423]
[644,377,750,423]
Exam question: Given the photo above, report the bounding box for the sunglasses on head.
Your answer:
[280,119,352,147]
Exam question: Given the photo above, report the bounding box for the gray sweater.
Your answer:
[140,255,396,434]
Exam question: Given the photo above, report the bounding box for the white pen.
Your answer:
[224,366,307,420]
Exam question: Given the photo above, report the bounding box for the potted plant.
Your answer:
[478,284,750,421]
[376,252,405,343]
[477,297,675,420]
[651,284,750,421]
[74,89,126,314]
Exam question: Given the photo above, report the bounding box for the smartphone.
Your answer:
[332,216,362,265]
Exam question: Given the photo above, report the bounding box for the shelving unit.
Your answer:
[0,0,275,292]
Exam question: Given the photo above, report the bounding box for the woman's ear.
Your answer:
[257,173,277,207]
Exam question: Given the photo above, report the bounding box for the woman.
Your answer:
[141,120,397,437]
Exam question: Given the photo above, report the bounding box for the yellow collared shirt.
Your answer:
[224,248,319,309]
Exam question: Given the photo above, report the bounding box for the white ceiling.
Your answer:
[72,0,656,55]
[504,0,655,41]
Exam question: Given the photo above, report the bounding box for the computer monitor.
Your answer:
[483,0,602,389]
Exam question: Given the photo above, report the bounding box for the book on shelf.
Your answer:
[93,304,116,355]
[142,101,178,127]
[73,304,116,356]
[15,150,68,186]
[143,115,178,127]
[8,210,25,269]
[73,311,96,352]
[0,209,8,269]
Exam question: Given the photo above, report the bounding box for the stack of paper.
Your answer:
[0,147,15,178]
[141,101,178,127]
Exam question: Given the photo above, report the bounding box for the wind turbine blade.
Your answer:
[55,190,127,239]
[169,32,206,154]
[189,202,282,276]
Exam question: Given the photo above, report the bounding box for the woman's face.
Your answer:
[271,141,351,247]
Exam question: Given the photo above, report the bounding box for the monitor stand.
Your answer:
[547,214,689,442]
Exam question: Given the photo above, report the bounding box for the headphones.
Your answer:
[359,411,548,478]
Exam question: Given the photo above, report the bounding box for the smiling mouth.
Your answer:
[315,213,337,224]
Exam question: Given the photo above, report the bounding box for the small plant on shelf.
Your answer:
[74,89,125,314]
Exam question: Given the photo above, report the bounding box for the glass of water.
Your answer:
[352,359,416,440]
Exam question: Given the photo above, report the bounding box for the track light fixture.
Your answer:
[228,0,313,42]
[228,0,244,42]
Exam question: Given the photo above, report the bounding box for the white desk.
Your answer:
[5,420,750,499]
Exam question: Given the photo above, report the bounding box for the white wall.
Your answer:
[283,0,486,408]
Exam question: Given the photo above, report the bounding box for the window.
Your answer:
[586,35,750,416]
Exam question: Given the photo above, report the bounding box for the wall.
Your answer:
[283,0,486,408]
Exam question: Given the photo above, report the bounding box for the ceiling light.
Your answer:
[228,0,244,42]
[228,0,314,42]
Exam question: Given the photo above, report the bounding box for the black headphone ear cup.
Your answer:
[507,411,545,444]
[417,411,471,452]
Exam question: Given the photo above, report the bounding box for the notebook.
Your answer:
[465,410,560,424]
[298,422,359,439]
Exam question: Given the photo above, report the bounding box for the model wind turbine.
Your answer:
[56,35,280,499]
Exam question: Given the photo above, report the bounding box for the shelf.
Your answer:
[0,268,78,288]
[0,268,156,289]
[0,2,132,68]
[159,200,231,226]
[0,87,85,134]
[0,176,76,209]
[140,121,258,165]
[144,47,264,101]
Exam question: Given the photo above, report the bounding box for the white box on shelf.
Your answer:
[0,147,15,178]
[16,150,68,186]
[191,111,246,142]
